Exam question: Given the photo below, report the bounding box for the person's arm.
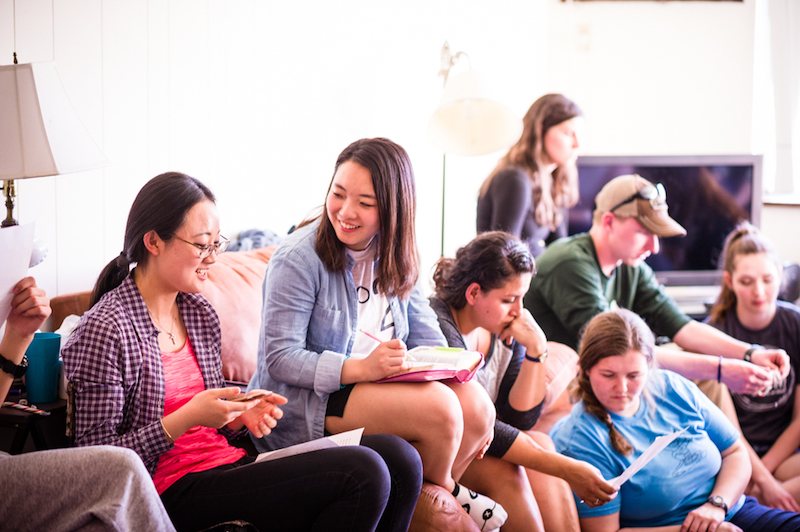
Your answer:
[504,430,616,505]
[673,321,790,378]
[741,433,800,512]
[0,277,50,402]
[403,281,448,349]
[485,169,532,237]
[680,440,750,532]
[259,246,348,394]
[494,339,544,429]
[654,346,770,395]
[500,309,548,412]
[760,386,800,475]
[63,316,172,466]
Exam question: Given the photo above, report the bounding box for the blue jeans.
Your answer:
[160,434,422,532]
[730,496,800,532]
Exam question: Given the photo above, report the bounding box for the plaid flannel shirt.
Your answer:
[62,274,243,475]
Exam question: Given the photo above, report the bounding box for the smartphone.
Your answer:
[229,391,272,402]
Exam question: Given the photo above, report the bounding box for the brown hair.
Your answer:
[709,222,781,324]
[302,137,419,299]
[480,94,582,229]
[576,309,656,456]
[433,231,534,310]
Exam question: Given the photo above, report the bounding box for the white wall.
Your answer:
[2,0,798,298]
[545,0,800,265]
[1,0,546,299]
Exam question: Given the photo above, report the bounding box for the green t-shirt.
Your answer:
[524,233,691,351]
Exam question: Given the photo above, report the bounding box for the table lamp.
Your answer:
[0,58,108,228]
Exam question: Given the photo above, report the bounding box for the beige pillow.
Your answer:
[202,246,275,383]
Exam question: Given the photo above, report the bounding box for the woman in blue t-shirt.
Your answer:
[708,222,800,511]
[551,308,800,532]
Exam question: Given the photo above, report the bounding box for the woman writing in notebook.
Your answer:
[248,137,506,530]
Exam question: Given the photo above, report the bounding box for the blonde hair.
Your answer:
[480,94,582,230]
[575,309,656,456]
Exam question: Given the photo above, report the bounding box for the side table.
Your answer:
[0,395,69,454]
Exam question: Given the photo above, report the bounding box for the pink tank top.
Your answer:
[152,337,246,494]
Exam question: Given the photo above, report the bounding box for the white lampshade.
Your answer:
[428,69,522,157]
[0,62,107,180]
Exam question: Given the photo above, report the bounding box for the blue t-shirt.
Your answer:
[550,369,745,527]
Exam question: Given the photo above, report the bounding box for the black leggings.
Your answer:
[160,434,422,532]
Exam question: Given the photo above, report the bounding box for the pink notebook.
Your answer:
[376,346,484,384]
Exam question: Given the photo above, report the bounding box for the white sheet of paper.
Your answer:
[0,224,35,325]
[255,427,365,463]
[610,427,688,490]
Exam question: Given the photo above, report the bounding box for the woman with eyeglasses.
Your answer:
[477,94,583,257]
[63,172,421,532]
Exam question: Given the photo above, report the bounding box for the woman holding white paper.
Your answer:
[551,308,800,532]
[63,172,420,532]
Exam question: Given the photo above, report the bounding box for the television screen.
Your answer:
[569,155,763,287]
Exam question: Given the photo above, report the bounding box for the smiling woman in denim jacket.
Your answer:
[248,137,507,531]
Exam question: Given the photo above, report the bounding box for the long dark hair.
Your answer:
[433,231,534,309]
[576,309,655,456]
[304,137,419,299]
[709,222,780,324]
[91,172,216,305]
[481,94,582,229]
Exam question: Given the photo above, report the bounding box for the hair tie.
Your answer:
[115,251,130,269]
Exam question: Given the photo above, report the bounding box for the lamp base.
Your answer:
[2,180,18,228]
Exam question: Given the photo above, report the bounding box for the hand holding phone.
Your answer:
[229,391,272,402]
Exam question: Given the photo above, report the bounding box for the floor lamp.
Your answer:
[427,42,522,256]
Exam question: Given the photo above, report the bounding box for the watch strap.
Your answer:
[744,344,763,363]
[706,495,728,514]
[524,349,548,363]
[0,352,28,378]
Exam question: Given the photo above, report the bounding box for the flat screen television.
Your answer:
[569,155,763,287]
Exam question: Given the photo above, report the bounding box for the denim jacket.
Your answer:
[248,221,446,450]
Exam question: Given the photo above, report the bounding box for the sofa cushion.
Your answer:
[50,247,275,384]
[201,246,275,383]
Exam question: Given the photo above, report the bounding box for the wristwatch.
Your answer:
[524,349,549,363]
[744,344,763,363]
[706,495,728,514]
[0,352,28,378]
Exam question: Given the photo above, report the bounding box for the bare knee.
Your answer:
[529,431,556,451]
[453,381,496,436]
[419,382,464,442]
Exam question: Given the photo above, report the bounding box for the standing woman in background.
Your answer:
[477,93,583,258]
[707,222,800,512]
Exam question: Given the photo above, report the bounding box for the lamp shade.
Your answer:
[0,62,107,180]
[428,69,522,157]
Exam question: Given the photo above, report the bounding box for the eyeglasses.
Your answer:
[173,234,230,258]
[609,183,667,213]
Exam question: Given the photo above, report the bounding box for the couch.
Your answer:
[51,246,578,532]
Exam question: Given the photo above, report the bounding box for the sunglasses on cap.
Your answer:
[610,183,667,213]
